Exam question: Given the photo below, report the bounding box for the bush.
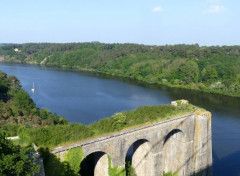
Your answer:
[0,131,40,176]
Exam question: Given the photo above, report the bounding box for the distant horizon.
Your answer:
[0,41,239,47]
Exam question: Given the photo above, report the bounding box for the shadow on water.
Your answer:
[212,149,240,176]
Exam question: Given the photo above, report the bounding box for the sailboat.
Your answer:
[31,82,35,93]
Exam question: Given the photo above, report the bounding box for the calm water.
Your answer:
[0,63,240,176]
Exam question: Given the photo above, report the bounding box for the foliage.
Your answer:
[0,131,40,176]
[16,104,194,148]
[90,104,195,135]
[1,43,240,97]
[11,138,32,148]
[126,161,136,176]
[0,71,67,129]
[0,124,21,136]
[19,124,94,148]
[163,171,178,176]
[38,147,77,176]
[108,155,126,176]
[63,147,84,175]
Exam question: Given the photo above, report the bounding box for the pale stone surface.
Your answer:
[163,130,186,175]
[94,154,109,176]
[132,141,154,176]
[6,136,20,140]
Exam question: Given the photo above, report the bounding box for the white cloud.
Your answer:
[206,5,226,13]
[152,6,163,13]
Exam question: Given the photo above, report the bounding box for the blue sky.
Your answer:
[0,0,239,45]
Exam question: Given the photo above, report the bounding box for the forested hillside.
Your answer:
[0,43,240,97]
[0,71,67,135]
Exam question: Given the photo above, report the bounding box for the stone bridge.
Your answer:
[52,111,212,176]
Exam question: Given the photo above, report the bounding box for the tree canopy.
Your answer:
[1,43,240,97]
[0,131,40,176]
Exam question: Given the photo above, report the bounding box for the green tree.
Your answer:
[0,131,40,176]
[201,66,218,83]
[8,88,35,112]
[7,75,21,88]
[179,60,199,83]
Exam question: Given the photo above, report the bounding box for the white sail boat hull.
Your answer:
[31,82,35,93]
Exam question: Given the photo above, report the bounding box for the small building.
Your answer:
[14,48,19,52]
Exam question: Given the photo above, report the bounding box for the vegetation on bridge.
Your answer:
[18,103,195,148]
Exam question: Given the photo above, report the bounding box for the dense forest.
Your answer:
[0,43,240,97]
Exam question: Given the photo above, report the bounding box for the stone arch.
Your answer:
[79,151,109,176]
[163,129,183,145]
[163,129,186,176]
[125,139,154,176]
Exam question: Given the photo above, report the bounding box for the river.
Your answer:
[0,63,240,176]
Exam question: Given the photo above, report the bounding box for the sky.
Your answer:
[0,0,239,46]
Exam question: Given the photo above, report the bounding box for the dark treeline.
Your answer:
[0,42,240,97]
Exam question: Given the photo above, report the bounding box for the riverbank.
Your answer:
[1,43,240,98]
[1,60,239,98]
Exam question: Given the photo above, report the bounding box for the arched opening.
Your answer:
[125,139,154,176]
[163,129,186,176]
[79,151,109,176]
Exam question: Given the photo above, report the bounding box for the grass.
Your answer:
[108,155,126,176]
[11,138,32,147]
[51,103,199,150]
[18,103,203,150]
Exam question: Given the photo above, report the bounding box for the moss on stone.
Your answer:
[63,147,84,175]
[108,155,126,176]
